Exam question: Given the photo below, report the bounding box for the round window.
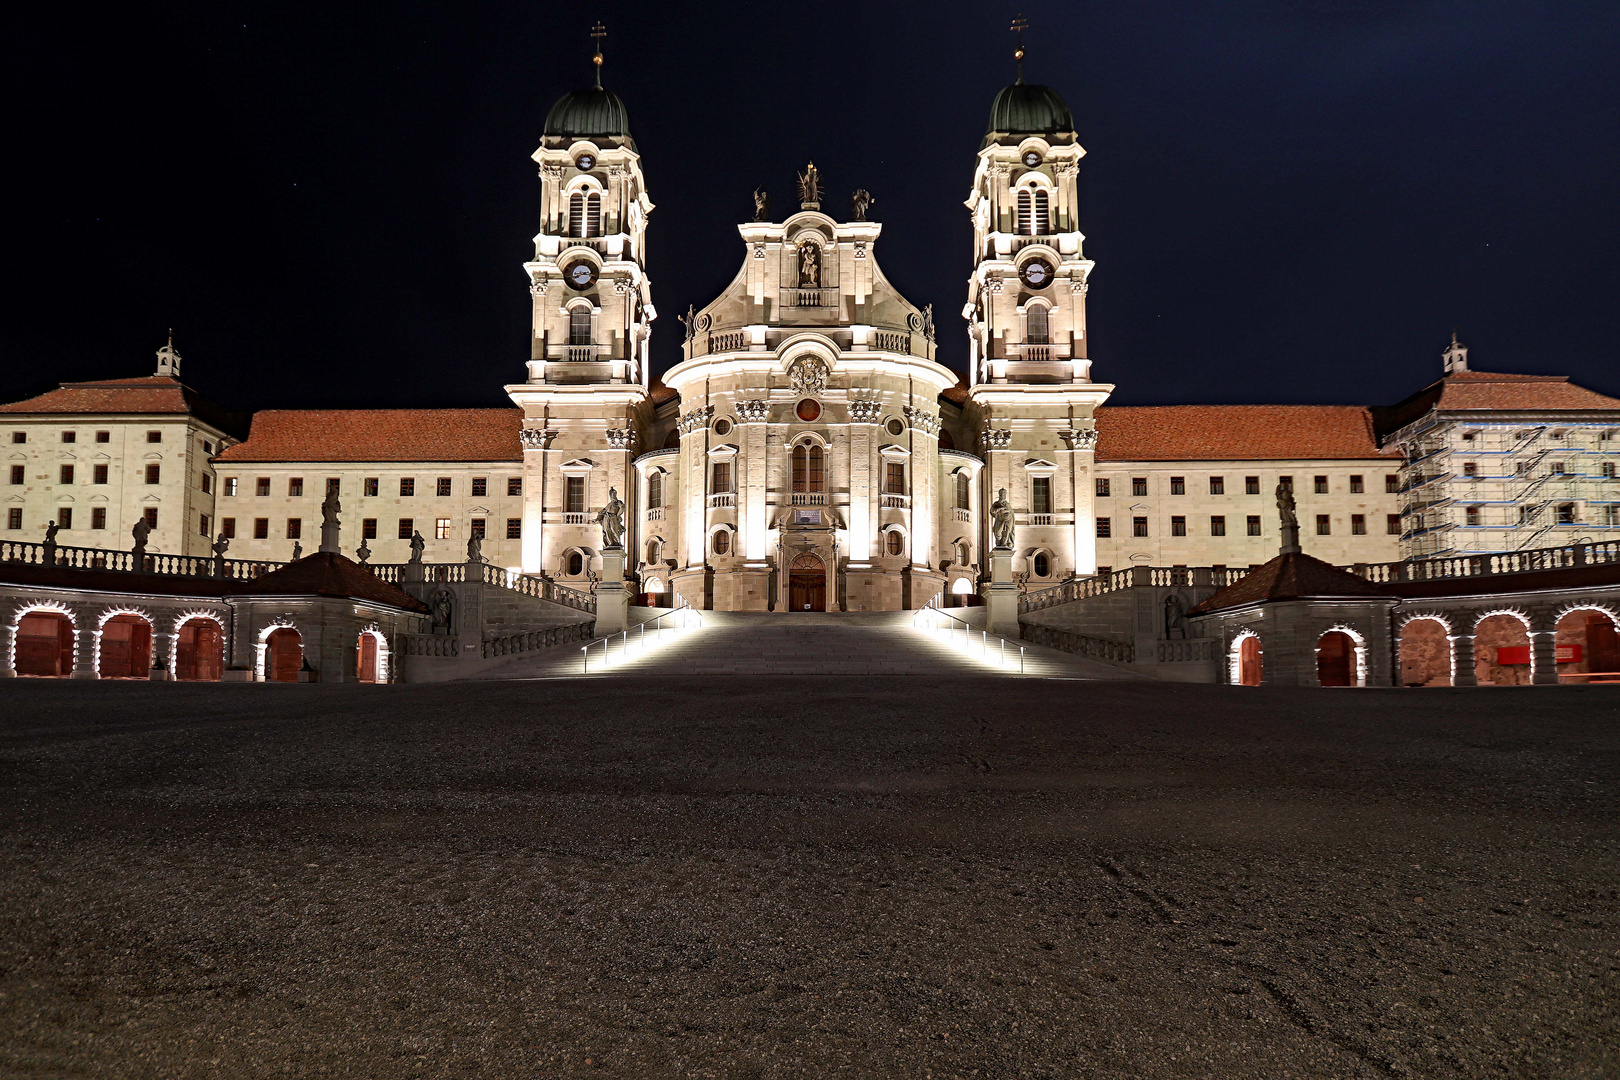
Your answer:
[1022,150,1042,168]
[885,417,905,436]
[1034,552,1051,577]
[575,153,596,171]
[796,399,821,422]
[713,418,732,436]
[713,531,730,555]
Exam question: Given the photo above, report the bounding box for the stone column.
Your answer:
[0,624,15,677]
[70,627,98,680]
[595,546,630,635]
[1530,629,1560,686]
[1451,633,1477,687]
[986,547,1019,639]
[149,631,174,680]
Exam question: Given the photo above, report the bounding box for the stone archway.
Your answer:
[1554,607,1620,684]
[1474,613,1531,686]
[15,610,75,677]
[98,613,153,679]
[175,617,224,682]
[1398,617,1452,687]
[788,551,826,612]
[1316,630,1356,687]
[266,627,302,683]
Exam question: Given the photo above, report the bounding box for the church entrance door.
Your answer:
[787,552,826,612]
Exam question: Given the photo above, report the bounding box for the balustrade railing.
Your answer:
[483,619,595,660]
[872,331,910,353]
[1027,513,1053,526]
[1021,622,1135,665]
[1351,538,1619,584]
[1019,345,1053,361]
[397,633,459,658]
[645,507,664,521]
[881,493,910,509]
[708,492,736,508]
[0,538,283,580]
[565,345,601,363]
[791,492,827,506]
[954,507,972,522]
[707,330,748,353]
[563,512,591,524]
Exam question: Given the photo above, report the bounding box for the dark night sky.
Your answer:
[7,1,1618,413]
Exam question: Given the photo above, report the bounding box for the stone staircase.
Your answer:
[472,611,1140,680]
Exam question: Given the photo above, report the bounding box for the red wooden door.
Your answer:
[1238,636,1263,686]
[15,613,73,676]
[99,615,152,679]
[357,633,378,683]
[176,619,223,681]
[267,629,302,682]
[1316,631,1354,687]
[788,553,826,612]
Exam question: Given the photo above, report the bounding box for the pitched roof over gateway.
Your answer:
[228,551,427,611]
[1188,551,1393,615]
[1093,405,1396,462]
[1372,370,1620,440]
[217,409,523,463]
[0,376,248,437]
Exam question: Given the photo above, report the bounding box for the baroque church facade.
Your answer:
[4,63,1617,618]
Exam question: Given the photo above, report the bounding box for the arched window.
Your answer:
[567,551,584,576]
[646,539,661,564]
[1033,190,1050,235]
[792,443,824,493]
[957,542,970,565]
[647,472,662,508]
[956,472,970,510]
[569,193,584,237]
[1026,305,1049,344]
[1016,190,1032,235]
[586,192,601,237]
[568,191,603,238]
[1033,552,1051,577]
[569,308,592,345]
[713,530,731,555]
[886,531,903,556]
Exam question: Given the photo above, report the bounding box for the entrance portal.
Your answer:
[1316,630,1356,686]
[787,552,826,612]
[15,612,74,677]
[266,627,302,682]
[358,632,380,684]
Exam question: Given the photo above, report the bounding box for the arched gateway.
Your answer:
[788,552,826,612]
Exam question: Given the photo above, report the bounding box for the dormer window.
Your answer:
[1015,188,1050,235]
[568,191,602,238]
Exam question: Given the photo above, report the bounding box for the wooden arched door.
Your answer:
[99,614,153,679]
[175,618,224,681]
[1238,636,1263,686]
[357,633,379,684]
[15,612,74,677]
[788,552,826,612]
[266,628,302,682]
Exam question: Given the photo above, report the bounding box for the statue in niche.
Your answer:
[429,587,454,634]
[797,161,821,208]
[991,488,1015,549]
[798,242,820,288]
[408,529,426,563]
[1164,594,1188,639]
[1275,480,1298,532]
[596,486,626,549]
[752,188,770,222]
[850,188,874,221]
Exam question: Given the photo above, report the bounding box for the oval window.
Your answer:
[886,418,905,436]
[713,531,731,555]
[567,552,584,576]
[713,418,733,436]
[886,531,903,556]
[796,399,821,422]
[1034,552,1050,577]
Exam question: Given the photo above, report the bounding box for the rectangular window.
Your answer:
[1025,306,1049,345]
[6,508,19,530]
[1314,475,1328,494]
[256,477,270,497]
[288,477,303,497]
[1245,475,1260,495]
[364,477,379,497]
[506,518,522,539]
[97,431,111,443]
[1349,474,1364,493]
[1597,461,1614,478]
[1132,516,1148,537]
[1352,513,1367,534]
[286,518,302,540]
[1247,515,1262,536]
[1132,477,1148,497]
[885,462,905,494]
[146,431,161,444]
[143,508,158,529]
[326,477,340,497]
[1550,461,1566,475]
[1386,474,1400,493]
[569,308,592,345]
[715,462,736,493]
[201,440,211,454]
[1170,515,1186,536]
[1278,475,1293,492]
[1316,514,1331,535]
[94,464,109,485]
[435,517,451,539]
[1096,517,1111,538]
[221,517,235,539]
[61,431,75,444]
[200,472,212,493]
[1095,478,1110,498]
[1462,431,1477,441]
[472,477,487,498]
[8,464,21,484]
[1387,513,1402,535]
[565,476,585,513]
[92,507,106,530]
[199,513,210,536]
[470,518,486,540]
[1170,476,1185,495]
[10,433,24,444]
[508,477,523,497]
[1031,476,1052,514]
[254,517,269,539]
[1210,515,1226,536]
[397,518,414,539]
[59,464,74,485]
[400,477,415,497]
[145,464,160,484]
[1209,476,1224,495]
[1462,462,1477,477]
[223,477,237,496]
[57,507,72,530]
[437,477,452,497]
[1464,506,1480,526]
[361,518,376,539]
[1556,503,1576,524]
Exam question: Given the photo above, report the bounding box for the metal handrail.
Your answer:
[912,592,1026,674]
[580,596,703,674]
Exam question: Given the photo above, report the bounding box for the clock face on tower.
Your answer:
[1019,258,1053,289]
[565,261,597,290]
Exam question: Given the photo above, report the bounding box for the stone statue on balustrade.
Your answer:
[595,486,626,549]
[752,187,770,222]
[321,488,340,531]
[42,521,59,564]
[466,532,483,563]
[1275,480,1298,531]
[212,533,229,576]
[291,540,303,561]
[355,539,372,565]
[991,488,1016,549]
[850,188,873,221]
[130,517,151,561]
[408,529,426,564]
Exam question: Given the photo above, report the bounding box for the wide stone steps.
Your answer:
[473,611,1136,680]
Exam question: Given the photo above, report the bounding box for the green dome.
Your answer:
[543,85,632,142]
[984,81,1074,142]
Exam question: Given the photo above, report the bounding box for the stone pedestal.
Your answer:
[985,546,1020,639]
[319,520,341,555]
[595,547,630,635]
[402,560,426,603]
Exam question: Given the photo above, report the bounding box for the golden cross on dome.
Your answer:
[590,21,607,85]
[1010,14,1028,81]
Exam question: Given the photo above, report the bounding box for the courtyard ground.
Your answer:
[0,678,1615,1079]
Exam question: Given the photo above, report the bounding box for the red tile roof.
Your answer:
[1094,405,1396,462]
[224,551,427,611]
[649,380,680,407]
[939,375,970,406]
[1188,551,1394,615]
[0,376,247,436]
[1373,371,1620,439]
[218,409,523,463]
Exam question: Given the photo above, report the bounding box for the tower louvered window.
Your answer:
[1026,306,1049,344]
[1016,190,1032,235]
[585,192,601,237]
[1033,190,1050,234]
[568,192,603,238]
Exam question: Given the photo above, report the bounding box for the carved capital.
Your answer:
[736,400,770,423]
[677,405,715,435]
[980,428,1012,451]
[903,406,941,435]
[520,427,556,450]
[848,400,883,423]
[605,428,637,451]
[540,164,566,180]
[1059,427,1098,451]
